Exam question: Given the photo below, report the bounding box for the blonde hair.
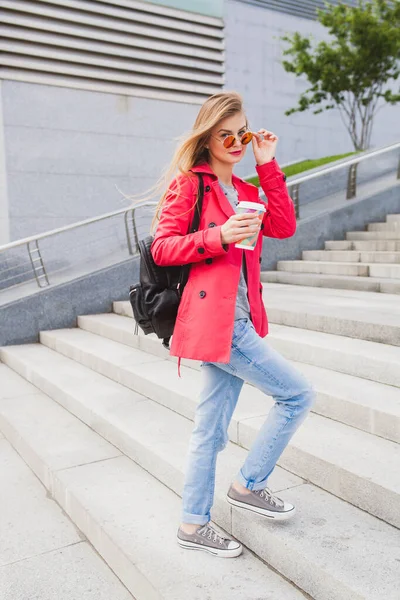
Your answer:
[147,91,246,230]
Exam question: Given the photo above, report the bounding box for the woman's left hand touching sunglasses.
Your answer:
[251,129,278,166]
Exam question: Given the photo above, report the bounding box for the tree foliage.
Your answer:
[282,0,400,150]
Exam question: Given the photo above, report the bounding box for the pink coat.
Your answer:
[151,159,296,363]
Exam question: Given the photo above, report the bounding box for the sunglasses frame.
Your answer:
[210,129,254,149]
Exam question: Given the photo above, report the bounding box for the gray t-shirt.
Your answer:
[219,180,251,321]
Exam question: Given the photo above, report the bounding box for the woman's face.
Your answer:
[207,111,248,166]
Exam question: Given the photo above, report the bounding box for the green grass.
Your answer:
[246,152,358,187]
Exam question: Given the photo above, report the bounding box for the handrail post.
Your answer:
[27,240,49,287]
[124,208,140,255]
[289,184,300,219]
[346,163,358,199]
[131,208,139,254]
[124,210,134,255]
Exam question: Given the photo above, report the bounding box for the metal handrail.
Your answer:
[0,200,157,253]
[287,142,400,186]
[283,141,400,218]
[0,201,158,291]
[244,156,309,183]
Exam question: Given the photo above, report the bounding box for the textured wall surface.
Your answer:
[0,257,139,347]
[225,0,400,178]
[0,81,9,245]
[1,81,198,240]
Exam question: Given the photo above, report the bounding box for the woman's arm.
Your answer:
[256,160,296,239]
[151,174,227,267]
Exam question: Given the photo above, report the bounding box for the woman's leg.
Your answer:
[181,362,244,526]
[216,318,315,491]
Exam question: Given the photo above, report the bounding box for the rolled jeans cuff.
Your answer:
[236,468,269,492]
[181,510,210,526]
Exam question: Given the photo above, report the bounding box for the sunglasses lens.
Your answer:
[223,135,235,148]
[241,132,253,145]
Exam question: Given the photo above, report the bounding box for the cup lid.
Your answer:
[237,201,266,212]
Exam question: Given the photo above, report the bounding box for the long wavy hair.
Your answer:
[148,91,246,230]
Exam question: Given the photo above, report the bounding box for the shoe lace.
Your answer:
[197,524,226,545]
[256,487,284,508]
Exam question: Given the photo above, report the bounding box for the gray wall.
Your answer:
[0,257,139,347]
[225,0,400,178]
[0,81,198,243]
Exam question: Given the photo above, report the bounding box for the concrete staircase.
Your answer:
[262,213,400,294]
[1,281,400,600]
[0,278,400,600]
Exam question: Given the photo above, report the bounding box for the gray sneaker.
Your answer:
[227,484,296,521]
[177,523,243,558]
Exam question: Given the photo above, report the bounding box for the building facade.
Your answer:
[0,0,399,244]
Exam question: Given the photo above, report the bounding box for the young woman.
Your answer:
[151,91,315,558]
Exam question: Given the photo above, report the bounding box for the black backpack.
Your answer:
[129,173,204,349]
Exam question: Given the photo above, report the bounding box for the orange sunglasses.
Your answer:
[220,130,254,149]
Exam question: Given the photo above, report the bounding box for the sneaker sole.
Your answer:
[177,538,243,558]
[226,495,296,521]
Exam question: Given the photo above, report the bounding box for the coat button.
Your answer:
[197,247,205,254]
[205,258,213,265]
[208,222,216,228]
[199,290,206,298]
[205,185,211,192]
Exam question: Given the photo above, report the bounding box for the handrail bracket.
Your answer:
[27,240,50,287]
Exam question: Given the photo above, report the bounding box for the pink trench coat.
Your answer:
[151,159,296,364]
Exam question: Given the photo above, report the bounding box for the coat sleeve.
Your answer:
[256,159,297,239]
[151,173,227,267]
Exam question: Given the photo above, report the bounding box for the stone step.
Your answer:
[277,260,400,279]
[302,250,400,264]
[368,222,400,231]
[113,286,400,353]
[387,214,400,223]
[261,283,400,346]
[0,436,134,600]
[325,240,400,251]
[261,271,400,294]
[346,231,400,240]
[1,360,399,600]
[77,312,400,437]
[0,365,305,600]
[7,329,399,528]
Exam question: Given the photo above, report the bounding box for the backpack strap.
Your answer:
[190,172,204,233]
[162,173,205,351]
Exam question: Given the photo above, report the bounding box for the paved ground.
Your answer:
[0,433,135,600]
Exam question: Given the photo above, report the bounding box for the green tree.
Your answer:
[281,0,400,150]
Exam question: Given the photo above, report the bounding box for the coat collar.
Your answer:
[190,162,251,219]
[190,162,247,187]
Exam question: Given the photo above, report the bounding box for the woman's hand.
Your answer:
[251,129,278,166]
[220,213,262,245]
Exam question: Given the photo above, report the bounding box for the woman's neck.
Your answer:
[208,158,234,186]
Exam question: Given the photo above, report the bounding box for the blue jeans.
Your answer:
[181,318,315,525]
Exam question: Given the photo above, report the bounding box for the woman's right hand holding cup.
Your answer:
[220,213,261,245]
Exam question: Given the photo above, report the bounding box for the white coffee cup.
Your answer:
[234,201,266,250]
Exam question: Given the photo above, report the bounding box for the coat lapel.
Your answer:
[210,180,235,219]
[191,163,260,218]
